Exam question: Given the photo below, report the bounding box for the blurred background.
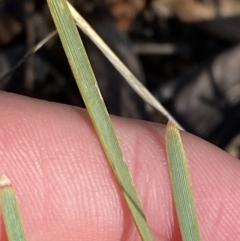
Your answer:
[0,0,240,157]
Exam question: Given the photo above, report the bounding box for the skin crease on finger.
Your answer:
[0,91,240,241]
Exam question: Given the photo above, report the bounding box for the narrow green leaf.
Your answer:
[166,122,202,241]
[46,1,153,240]
[0,175,27,241]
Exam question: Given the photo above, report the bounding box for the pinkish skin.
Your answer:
[0,91,240,241]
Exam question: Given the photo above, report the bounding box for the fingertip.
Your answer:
[0,92,240,241]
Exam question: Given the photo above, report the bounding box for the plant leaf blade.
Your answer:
[0,175,27,241]
[46,0,153,240]
[166,122,202,241]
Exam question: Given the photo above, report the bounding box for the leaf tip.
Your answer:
[167,120,176,128]
[0,174,11,187]
[166,121,182,147]
[166,120,179,133]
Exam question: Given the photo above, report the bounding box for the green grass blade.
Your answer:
[67,2,183,130]
[46,1,153,240]
[0,175,27,241]
[166,122,202,241]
